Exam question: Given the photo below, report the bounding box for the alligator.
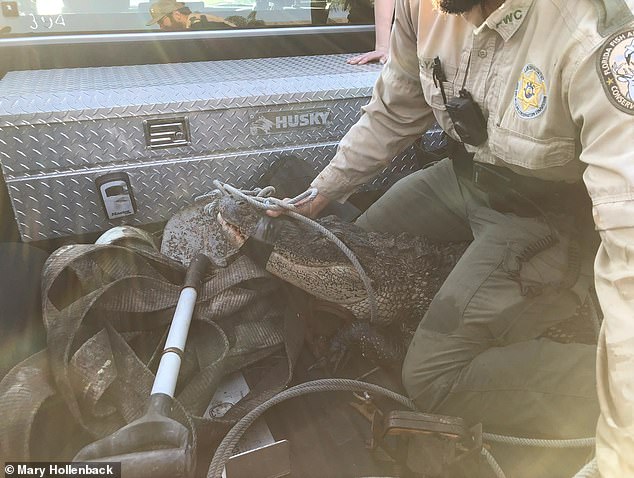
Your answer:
[217,196,468,324]
[217,194,471,369]
[216,195,598,369]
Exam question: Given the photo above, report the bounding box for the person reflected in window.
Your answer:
[347,0,395,65]
[147,0,236,30]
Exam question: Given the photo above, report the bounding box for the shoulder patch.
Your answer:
[598,29,634,114]
[594,0,634,38]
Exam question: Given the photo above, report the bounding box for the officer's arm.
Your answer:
[311,0,435,203]
[569,27,634,476]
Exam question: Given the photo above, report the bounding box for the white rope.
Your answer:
[482,448,507,478]
[482,433,594,449]
[210,181,379,324]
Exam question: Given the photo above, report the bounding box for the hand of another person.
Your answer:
[347,49,388,65]
[265,192,331,219]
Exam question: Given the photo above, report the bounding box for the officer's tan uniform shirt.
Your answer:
[311,0,634,475]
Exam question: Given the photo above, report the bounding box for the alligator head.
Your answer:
[216,196,263,249]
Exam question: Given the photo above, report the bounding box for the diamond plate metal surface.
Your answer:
[8,145,419,241]
[0,54,420,241]
[0,97,372,178]
[0,54,379,126]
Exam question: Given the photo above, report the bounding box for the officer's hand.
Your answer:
[347,50,388,65]
[266,192,331,219]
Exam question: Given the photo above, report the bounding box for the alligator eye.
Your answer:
[236,200,246,206]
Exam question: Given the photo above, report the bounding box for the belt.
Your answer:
[448,144,590,219]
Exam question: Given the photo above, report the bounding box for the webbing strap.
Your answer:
[0,243,304,467]
[0,351,57,461]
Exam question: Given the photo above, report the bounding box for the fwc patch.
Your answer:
[598,29,634,115]
[514,64,547,119]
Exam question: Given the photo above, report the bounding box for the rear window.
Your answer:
[0,0,375,36]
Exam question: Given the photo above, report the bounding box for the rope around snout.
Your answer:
[208,181,379,325]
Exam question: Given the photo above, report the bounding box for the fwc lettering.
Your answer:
[496,9,523,28]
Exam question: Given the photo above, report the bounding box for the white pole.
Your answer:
[151,287,199,397]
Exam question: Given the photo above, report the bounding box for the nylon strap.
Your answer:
[0,243,304,469]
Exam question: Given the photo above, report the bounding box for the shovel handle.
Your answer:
[151,253,210,397]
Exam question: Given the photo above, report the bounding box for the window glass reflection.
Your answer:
[0,0,375,35]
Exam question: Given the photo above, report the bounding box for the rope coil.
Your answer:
[206,378,596,478]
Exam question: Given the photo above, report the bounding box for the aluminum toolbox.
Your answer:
[0,54,420,242]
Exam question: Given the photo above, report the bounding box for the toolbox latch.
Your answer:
[144,117,191,149]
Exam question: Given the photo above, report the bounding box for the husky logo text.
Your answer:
[250,109,331,135]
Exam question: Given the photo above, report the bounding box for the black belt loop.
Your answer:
[448,139,474,178]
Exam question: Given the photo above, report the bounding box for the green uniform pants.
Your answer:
[355,159,599,475]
